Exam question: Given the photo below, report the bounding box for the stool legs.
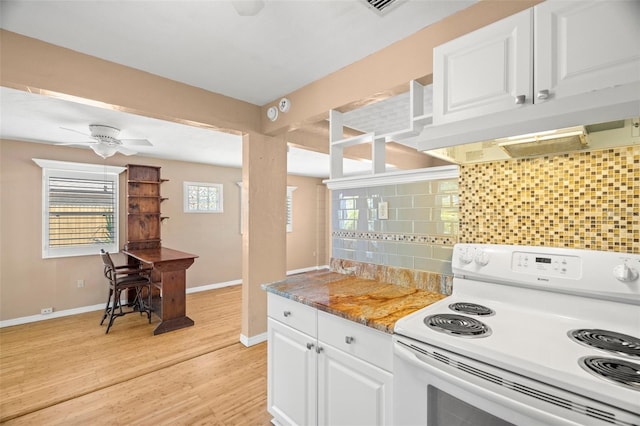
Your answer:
[101,284,152,333]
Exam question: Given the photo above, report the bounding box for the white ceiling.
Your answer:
[0,0,474,177]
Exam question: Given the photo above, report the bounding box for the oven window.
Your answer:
[428,386,515,426]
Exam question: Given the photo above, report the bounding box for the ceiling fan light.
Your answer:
[91,143,119,159]
[231,0,265,16]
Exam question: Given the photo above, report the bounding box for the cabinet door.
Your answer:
[318,343,393,426]
[534,0,640,103]
[268,319,317,426]
[433,9,532,124]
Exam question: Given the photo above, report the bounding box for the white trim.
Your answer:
[33,158,127,175]
[34,158,125,258]
[0,303,106,328]
[0,269,325,328]
[0,280,241,328]
[323,165,459,189]
[185,279,242,294]
[240,332,268,347]
[287,265,329,276]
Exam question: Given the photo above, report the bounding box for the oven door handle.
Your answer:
[394,342,585,426]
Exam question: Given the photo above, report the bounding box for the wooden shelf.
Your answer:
[126,165,164,250]
[128,180,161,184]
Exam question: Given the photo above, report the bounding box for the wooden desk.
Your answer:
[123,247,198,335]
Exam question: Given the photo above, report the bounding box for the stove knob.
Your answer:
[613,263,639,282]
[459,248,474,265]
[474,249,490,267]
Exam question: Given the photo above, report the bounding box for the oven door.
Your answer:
[393,337,631,426]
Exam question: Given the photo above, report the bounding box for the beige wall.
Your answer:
[0,139,326,321]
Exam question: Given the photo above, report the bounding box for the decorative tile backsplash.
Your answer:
[331,179,459,274]
[330,145,639,288]
[459,145,639,253]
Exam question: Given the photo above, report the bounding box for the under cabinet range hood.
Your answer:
[426,118,639,164]
[496,126,587,158]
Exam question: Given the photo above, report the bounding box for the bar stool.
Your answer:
[99,250,153,334]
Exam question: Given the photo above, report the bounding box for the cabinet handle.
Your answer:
[537,89,550,100]
[283,311,291,317]
[345,336,355,344]
[306,342,314,350]
[316,346,324,354]
[514,95,526,105]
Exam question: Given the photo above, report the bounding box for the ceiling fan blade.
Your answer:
[116,146,138,156]
[60,127,92,137]
[54,141,95,146]
[120,138,152,146]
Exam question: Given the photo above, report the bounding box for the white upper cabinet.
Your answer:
[433,9,532,124]
[432,0,640,126]
[534,1,640,103]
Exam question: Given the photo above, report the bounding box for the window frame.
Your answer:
[183,181,224,213]
[33,159,125,259]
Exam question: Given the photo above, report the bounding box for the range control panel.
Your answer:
[511,251,581,279]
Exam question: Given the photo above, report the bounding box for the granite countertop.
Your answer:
[262,269,447,334]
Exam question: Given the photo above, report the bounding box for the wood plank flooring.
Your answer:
[0,285,272,425]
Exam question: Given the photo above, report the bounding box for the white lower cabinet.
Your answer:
[267,293,393,426]
[318,343,392,426]
[268,318,317,426]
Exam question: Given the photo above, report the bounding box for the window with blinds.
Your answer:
[286,186,297,233]
[34,159,124,258]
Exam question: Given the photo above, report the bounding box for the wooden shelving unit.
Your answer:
[125,165,167,251]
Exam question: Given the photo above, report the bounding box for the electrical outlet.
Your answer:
[378,202,389,220]
[77,279,85,288]
[41,307,53,315]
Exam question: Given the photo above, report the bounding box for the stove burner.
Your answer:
[569,329,640,359]
[579,356,640,391]
[424,314,491,338]
[448,302,494,316]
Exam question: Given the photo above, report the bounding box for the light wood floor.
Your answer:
[0,285,272,425]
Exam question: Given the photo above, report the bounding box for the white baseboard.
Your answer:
[0,303,106,328]
[0,280,240,328]
[1,265,328,328]
[287,265,329,275]
[240,332,268,347]
[185,279,242,294]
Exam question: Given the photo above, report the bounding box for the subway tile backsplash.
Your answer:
[331,178,458,275]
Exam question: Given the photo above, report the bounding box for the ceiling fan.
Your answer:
[59,124,153,158]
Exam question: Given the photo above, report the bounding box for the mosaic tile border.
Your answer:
[332,231,458,246]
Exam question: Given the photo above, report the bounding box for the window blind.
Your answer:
[47,176,116,247]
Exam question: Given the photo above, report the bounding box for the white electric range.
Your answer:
[393,244,640,426]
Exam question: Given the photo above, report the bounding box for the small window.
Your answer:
[33,159,125,258]
[184,182,223,213]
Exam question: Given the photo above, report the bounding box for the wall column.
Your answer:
[240,131,287,345]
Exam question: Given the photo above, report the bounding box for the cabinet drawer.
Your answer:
[318,310,393,372]
[267,293,317,337]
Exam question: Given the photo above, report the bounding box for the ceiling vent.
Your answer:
[363,0,404,14]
